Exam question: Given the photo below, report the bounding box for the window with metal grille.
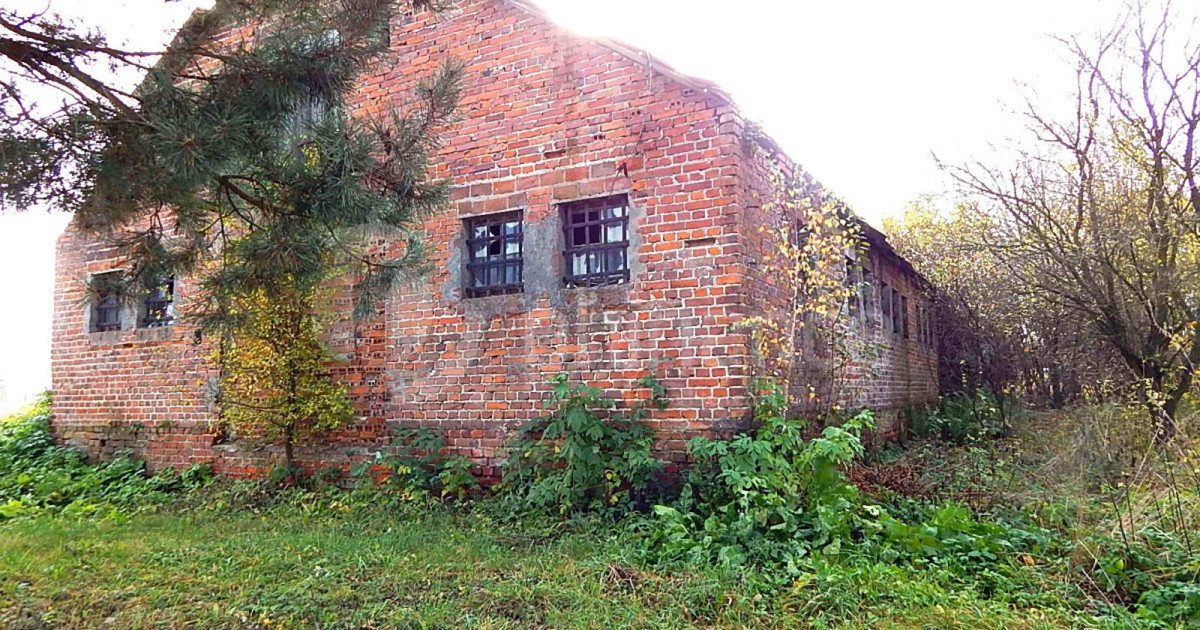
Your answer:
[141,277,176,328]
[465,211,523,297]
[562,194,631,288]
[91,289,121,333]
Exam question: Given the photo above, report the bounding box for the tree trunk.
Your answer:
[283,428,295,473]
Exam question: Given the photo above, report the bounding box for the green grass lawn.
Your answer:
[0,506,1114,630]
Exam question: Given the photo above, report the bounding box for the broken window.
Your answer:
[465,210,524,297]
[562,194,631,288]
[90,272,122,333]
[141,277,176,328]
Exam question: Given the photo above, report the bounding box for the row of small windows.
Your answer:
[88,196,633,332]
[846,259,935,347]
[90,275,176,333]
[465,194,632,296]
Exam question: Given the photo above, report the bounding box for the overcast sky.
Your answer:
[0,0,1149,412]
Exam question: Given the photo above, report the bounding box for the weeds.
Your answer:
[2,382,1198,627]
[498,374,668,516]
[0,394,212,521]
[350,427,478,500]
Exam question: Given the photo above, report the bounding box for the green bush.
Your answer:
[351,427,478,500]
[499,374,668,516]
[647,380,874,571]
[0,394,211,521]
[911,388,1016,443]
[640,380,1070,607]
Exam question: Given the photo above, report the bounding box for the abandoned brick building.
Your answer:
[50,0,938,477]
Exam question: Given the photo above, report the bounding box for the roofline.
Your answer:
[856,218,934,294]
[501,0,733,103]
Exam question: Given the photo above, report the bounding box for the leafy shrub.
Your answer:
[912,388,1014,443]
[0,394,211,521]
[351,427,478,500]
[500,374,668,515]
[647,381,875,572]
[641,381,1066,605]
[1084,527,1200,625]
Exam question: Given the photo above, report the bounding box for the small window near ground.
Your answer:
[562,194,631,288]
[465,211,524,297]
[141,277,176,328]
[90,277,122,333]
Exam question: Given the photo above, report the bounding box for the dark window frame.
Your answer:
[140,276,177,328]
[90,280,122,333]
[880,281,891,330]
[891,288,902,335]
[561,194,632,288]
[861,264,874,326]
[845,257,860,318]
[465,210,525,298]
[901,295,910,339]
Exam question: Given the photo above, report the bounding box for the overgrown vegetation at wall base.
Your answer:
[499,374,668,515]
[2,386,1198,627]
[0,396,211,521]
[350,427,478,500]
[640,382,1063,611]
[647,381,874,571]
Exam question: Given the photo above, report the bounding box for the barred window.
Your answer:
[465,211,523,297]
[91,277,122,333]
[141,277,176,328]
[562,195,631,288]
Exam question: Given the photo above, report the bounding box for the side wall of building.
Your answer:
[839,247,940,438]
[732,138,938,438]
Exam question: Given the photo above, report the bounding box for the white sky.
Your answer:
[0,0,1148,412]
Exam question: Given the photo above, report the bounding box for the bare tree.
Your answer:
[949,1,1200,443]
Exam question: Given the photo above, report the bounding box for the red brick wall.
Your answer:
[50,0,936,476]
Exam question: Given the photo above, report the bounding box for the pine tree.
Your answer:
[1,0,461,471]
